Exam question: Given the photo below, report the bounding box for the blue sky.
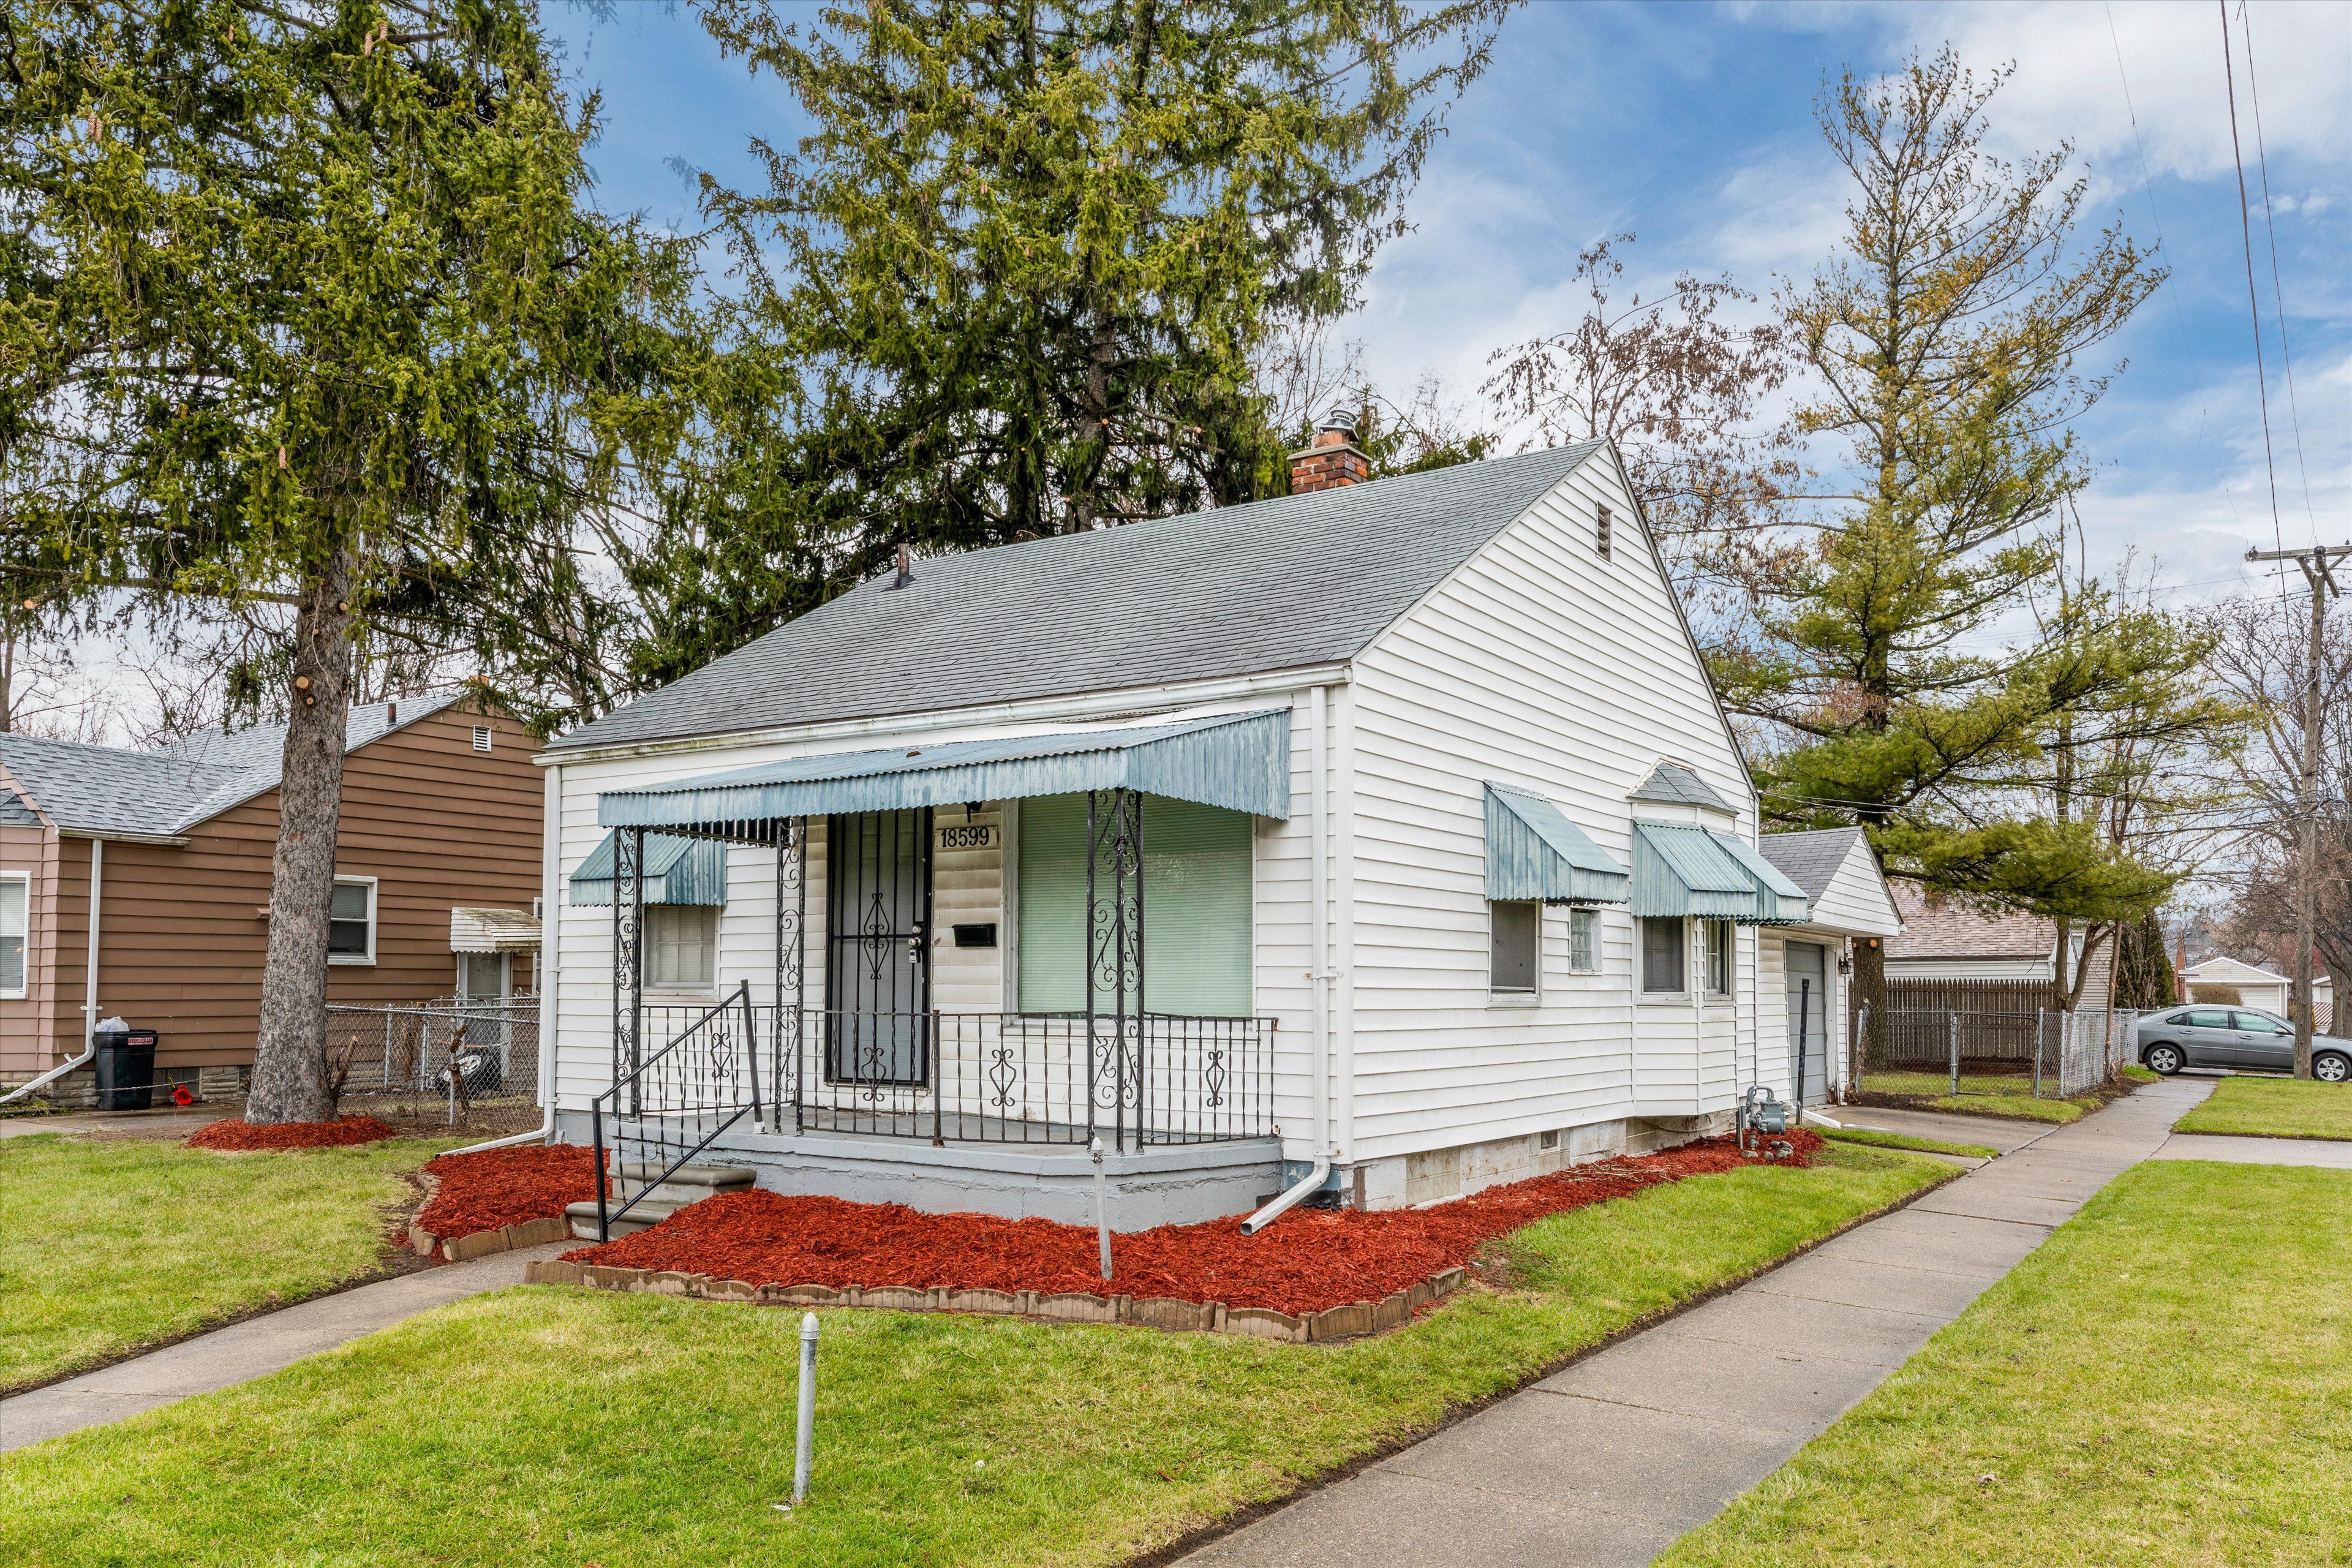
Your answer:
[554,0,2350,612]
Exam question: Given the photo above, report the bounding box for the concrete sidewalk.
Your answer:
[1824,1103,2052,1155]
[0,1242,570,1454]
[2154,1131,2352,1167]
[1178,1079,2211,1568]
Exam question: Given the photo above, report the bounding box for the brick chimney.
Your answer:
[1289,408,1370,494]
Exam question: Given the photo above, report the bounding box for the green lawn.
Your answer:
[1858,1070,2095,1123]
[1817,1126,1999,1161]
[1660,1159,2352,1567]
[2174,1073,2352,1140]
[0,1144,1945,1568]
[0,1131,453,1392]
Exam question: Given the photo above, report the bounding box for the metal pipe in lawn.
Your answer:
[1091,1136,1114,1280]
[794,1312,820,1504]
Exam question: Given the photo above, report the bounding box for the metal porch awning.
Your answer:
[568,831,729,906]
[1630,821,1810,924]
[1483,785,1627,904]
[595,709,1292,832]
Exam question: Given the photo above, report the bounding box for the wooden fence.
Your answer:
[1852,979,2057,1068]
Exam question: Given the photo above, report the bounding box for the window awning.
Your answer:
[1483,785,1627,905]
[596,709,1292,832]
[1630,821,1810,924]
[568,831,729,907]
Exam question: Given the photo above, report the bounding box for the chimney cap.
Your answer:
[1318,407,1359,437]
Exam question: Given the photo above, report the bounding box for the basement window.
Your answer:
[0,873,26,997]
[328,878,377,965]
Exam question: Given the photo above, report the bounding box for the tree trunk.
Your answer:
[1851,934,1885,1072]
[246,549,359,1125]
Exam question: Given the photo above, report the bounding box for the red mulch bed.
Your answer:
[185,1115,397,1152]
[562,1131,1820,1316]
[417,1144,599,1240]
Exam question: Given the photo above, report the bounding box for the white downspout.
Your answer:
[2,837,100,1107]
[1242,685,1332,1235]
[448,762,561,1156]
[1333,684,1355,1170]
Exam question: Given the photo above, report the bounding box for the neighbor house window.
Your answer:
[328,878,376,964]
[1568,908,1599,973]
[0,874,26,997]
[458,952,509,1000]
[1017,794,1252,1016]
[1640,916,1685,994]
[1706,920,1733,997]
[1489,902,1539,997]
[644,906,718,990]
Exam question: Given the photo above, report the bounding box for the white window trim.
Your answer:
[0,870,29,1000]
[328,875,379,966]
[1488,899,1542,1006]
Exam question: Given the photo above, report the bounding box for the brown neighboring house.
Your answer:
[0,693,543,1101]
[1883,882,2114,1011]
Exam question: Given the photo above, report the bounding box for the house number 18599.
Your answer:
[937,823,996,851]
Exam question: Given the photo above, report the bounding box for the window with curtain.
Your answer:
[1640,916,1686,994]
[1017,794,1253,1016]
[0,875,25,996]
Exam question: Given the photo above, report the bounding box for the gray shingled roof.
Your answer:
[0,790,40,827]
[0,693,463,839]
[548,441,1611,753]
[1758,827,1866,903]
[1629,761,1735,813]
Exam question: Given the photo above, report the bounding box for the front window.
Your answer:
[1568,908,1599,973]
[1489,902,1539,996]
[2235,1012,2286,1035]
[1640,916,1686,994]
[1706,919,1733,997]
[328,879,375,963]
[1016,794,1252,1015]
[644,905,718,990]
[0,875,25,996]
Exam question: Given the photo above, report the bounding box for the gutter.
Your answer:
[2,839,102,1107]
[445,763,563,1157]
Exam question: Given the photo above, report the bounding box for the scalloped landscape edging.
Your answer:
[521,1258,1471,1343]
[410,1215,573,1263]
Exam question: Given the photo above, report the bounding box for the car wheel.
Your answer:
[2143,1043,2184,1076]
[2315,1052,2351,1084]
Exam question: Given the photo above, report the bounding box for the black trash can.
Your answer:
[93,1025,157,1112]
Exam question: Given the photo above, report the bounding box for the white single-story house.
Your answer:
[530,420,1896,1231]
[2180,956,2333,1025]
[1754,829,1904,1104]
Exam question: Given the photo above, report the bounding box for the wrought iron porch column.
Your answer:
[1085,788,1144,1153]
[775,815,808,1134]
[612,825,646,1118]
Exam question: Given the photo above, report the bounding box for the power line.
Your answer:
[2103,2,2195,343]
[2218,0,2285,554]
[2235,2,2320,540]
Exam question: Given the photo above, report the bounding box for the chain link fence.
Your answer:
[1856,1003,2140,1104]
[326,998,539,1125]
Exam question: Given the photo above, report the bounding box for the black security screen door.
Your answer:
[826,809,933,1085]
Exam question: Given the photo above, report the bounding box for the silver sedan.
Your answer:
[2135,1006,2352,1080]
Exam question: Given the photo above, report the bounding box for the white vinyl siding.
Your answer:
[1017,793,1253,1016]
[0,875,24,997]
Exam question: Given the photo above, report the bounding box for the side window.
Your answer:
[1706,920,1732,997]
[644,906,718,990]
[1640,916,1686,994]
[327,878,375,963]
[2184,1009,2233,1030]
[0,875,25,996]
[1489,902,1539,996]
[2234,1012,2285,1035]
[1567,908,1599,974]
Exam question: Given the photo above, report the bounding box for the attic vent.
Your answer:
[472,726,493,753]
[1595,505,1613,560]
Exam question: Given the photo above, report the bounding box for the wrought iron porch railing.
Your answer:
[592,982,761,1241]
[628,1003,1276,1151]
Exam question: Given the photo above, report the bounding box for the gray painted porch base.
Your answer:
[555,1110,1282,1229]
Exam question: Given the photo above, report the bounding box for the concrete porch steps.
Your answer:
[565,1161,757,1240]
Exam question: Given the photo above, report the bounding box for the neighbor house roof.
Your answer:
[1629,761,1735,814]
[548,440,1613,754]
[1757,827,1868,904]
[0,693,465,840]
[2180,956,2290,986]
[1883,882,2052,962]
[0,790,41,828]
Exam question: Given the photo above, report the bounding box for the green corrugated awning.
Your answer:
[1630,821,1811,924]
[1484,785,1627,904]
[568,831,729,907]
[596,709,1292,831]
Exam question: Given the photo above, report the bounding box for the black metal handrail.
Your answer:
[592,981,761,1241]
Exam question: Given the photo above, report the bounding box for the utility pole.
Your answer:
[2246,542,2352,1079]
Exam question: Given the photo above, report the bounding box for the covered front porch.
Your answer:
[567,711,1293,1234]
